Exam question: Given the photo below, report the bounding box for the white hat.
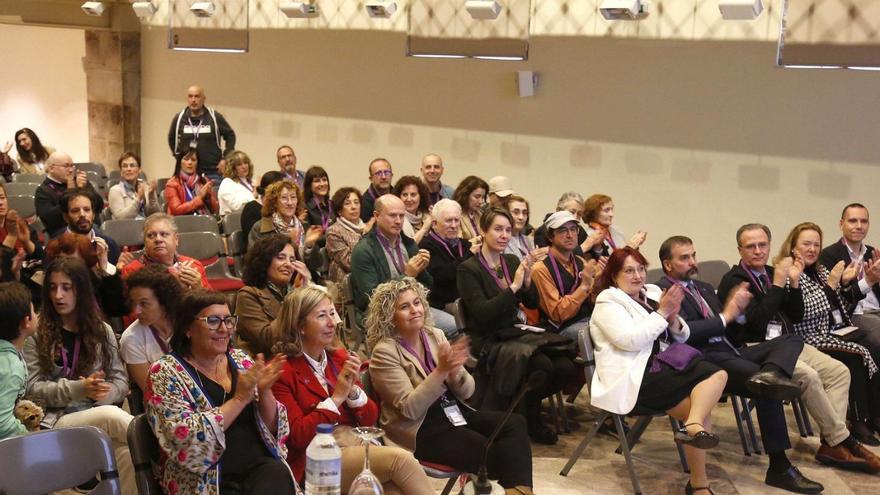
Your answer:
[544,210,579,230]
[488,176,514,197]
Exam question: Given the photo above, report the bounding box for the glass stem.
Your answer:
[363,439,371,473]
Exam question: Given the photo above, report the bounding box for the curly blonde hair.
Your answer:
[365,278,433,350]
[261,179,303,218]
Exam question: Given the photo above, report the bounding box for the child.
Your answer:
[0,281,38,439]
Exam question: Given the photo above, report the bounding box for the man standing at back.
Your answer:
[167,85,236,184]
[420,153,454,207]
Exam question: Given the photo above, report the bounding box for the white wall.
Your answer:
[0,24,89,163]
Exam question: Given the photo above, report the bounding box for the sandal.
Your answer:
[674,422,719,450]
[684,481,714,495]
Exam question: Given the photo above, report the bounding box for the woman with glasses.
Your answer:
[590,247,727,495]
[146,289,297,495]
[247,179,322,257]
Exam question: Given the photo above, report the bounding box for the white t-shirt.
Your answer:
[119,321,169,366]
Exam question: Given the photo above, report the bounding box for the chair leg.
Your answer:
[440,477,456,495]
[669,416,689,474]
[730,395,752,456]
[799,398,814,436]
[560,412,608,476]
[740,396,761,454]
[548,394,562,435]
[615,415,643,495]
[790,399,808,438]
[616,415,651,454]
[556,392,571,433]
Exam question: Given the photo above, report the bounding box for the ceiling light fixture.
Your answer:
[465,0,502,20]
[81,1,106,16]
[365,1,397,18]
[280,1,319,18]
[190,1,216,18]
[599,0,650,21]
[718,0,764,20]
[132,1,158,18]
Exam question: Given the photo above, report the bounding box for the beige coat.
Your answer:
[234,285,281,356]
[369,326,475,451]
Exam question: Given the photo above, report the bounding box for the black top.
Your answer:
[305,198,336,230]
[35,178,105,237]
[240,201,262,253]
[419,233,473,309]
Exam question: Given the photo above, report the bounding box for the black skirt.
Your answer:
[629,345,722,416]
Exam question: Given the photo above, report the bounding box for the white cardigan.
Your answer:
[589,285,690,415]
[217,177,256,215]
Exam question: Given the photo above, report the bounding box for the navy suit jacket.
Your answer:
[655,276,726,347]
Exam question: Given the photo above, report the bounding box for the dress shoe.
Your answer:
[745,370,802,401]
[848,442,880,474]
[528,422,558,445]
[765,466,824,494]
[868,416,880,434]
[674,423,720,450]
[815,443,869,471]
[850,421,880,446]
[684,481,714,494]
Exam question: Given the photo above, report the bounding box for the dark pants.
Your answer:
[220,458,296,495]
[414,406,533,488]
[524,351,577,426]
[701,334,804,454]
[842,324,880,418]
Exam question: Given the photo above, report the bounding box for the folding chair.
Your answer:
[696,260,732,290]
[0,425,122,494]
[7,194,36,219]
[177,231,243,292]
[75,162,108,178]
[341,274,366,353]
[103,218,146,250]
[126,414,162,495]
[174,214,220,234]
[3,182,39,196]
[11,172,45,184]
[222,210,242,235]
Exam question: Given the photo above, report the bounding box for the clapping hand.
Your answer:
[404,249,431,277]
[628,231,647,249]
[658,284,684,320]
[841,260,861,286]
[436,340,469,376]
[828,260,846,290]
[176,260,202,289]
[582,229,605,252]
[305,225,323,247]
[865,251,880,285]
[1,141,11,154]
[331,353,362,403]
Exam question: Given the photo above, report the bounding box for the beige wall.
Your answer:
[0,24,89,163]
[140,28,880,265]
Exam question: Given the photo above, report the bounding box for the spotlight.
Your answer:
[718,0,764,20]
[465,0,502,20]
[280,1,319,18]
[132,1,158,18]
[190,1,216,18]
[365,1,397,18]
[81,1,105,16]
[599,0,650,20]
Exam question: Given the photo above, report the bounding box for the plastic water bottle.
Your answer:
[305,423,342,495]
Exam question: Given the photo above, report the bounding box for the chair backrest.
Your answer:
[8,194,36,219]
[645,267,665,285]
[127,414,162,495]
[3,181,39,196]
[12,173,45,184]
[75,162,107,178]
[697,259,732,290]
[177,231,223,260]
[103,218,146,248]
[157,177,170,193]
[448,298,467,331]
[0,425,122,494]
[577,326,597,389]
[228,230,245,256]
[108,170,148,182]
[174,214,219,234]
[222,211,242,235]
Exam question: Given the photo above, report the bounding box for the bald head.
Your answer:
[374,194,405,238]
[187,85,206,115]
[46,152,74,182]
[420,153,444,186]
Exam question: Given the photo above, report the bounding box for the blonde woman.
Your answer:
[218,150,257,215]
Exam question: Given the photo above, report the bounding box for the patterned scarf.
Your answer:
[406,211,425,232]
[337,216,364,235]
[272,212,304,247]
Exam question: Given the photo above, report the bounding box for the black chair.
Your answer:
[127,414,162,495]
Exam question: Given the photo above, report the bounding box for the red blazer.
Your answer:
[272,347,379,482]
[164,176,219,216]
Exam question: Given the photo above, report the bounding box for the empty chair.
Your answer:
[11,173,45,184]
[0,425,122,494]
[3,182,39,196]
[127,414,161,495]
[228,230,245,277]
[76,162,108,178]
[341,274,366,353]
[697,260,732,289]
[7,195,36,219]
[173,214,219,234]
[177,231,243,292]
[103,218,146,249]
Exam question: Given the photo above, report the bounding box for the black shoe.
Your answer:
[850,421,880,446]
[598,417,629,438]
[868,416,880,434]
[764,466,824,494]
[529,422,558,445]
[674,423,720,450]
[684,481,714,495]
[745,371,802,401]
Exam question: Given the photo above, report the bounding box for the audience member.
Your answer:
[657,235,832,491]
[23,257,135,493]
[35,151,104,236]
[59,189,120,263]
[590,247,728,495]
[779,222,880,443]
[0,182,42,263]
[393,175,432,244]
[456,207,575,444]
[532,211,601,341]
[13,128,54,174]
[248,179,322,255]
[582,193,646,258]
[241,171,285,251]
[303,166,335,232]
[350,195,457,337]
[237,234,311,357]
[367,278,535,495]
[272,286,434,494]
[167,85,236,183]
[217,150,256,215]
[0,282,38,439]
[420,153,454,206]
[0,141,15,181]
[453,175,489,241]
[719,223,880,468]
[487,176,514,207]
[122,213,209,289]
[419,198,473,310]
[501,194,544,261]
[164,150,219,216]
[107,152,160,220]
[534,192,602,255]
[276,145,304,186]
[325,187,365,284]
[146,290,295,495]
[119,266,182,393]
[360,158,394,223]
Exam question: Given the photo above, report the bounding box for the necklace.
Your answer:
[188,356,229,391]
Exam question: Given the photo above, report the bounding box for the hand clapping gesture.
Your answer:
[331,353,362,405]
[404,249,431,277]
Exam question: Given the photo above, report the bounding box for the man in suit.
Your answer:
[657,235,826,493]
[718,224,880,475]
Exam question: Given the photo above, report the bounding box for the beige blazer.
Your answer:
[234,285,281,356]
[369,326,475,451]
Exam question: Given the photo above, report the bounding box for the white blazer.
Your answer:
[589,284,690,415]
[217,177,256,215]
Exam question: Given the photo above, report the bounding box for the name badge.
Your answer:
[659,340,670,352]
[766,321,783,340]
[441,398,467,426]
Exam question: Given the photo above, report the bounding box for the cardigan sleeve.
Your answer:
[369,341,447,422]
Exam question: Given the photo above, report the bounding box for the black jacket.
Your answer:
[717,264,804,345]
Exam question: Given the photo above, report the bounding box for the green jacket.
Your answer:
[0,339,27,439]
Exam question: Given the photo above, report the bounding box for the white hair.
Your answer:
[432,198,461,222]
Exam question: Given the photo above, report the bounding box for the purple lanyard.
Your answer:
[739,260,768,294]
[239,179,254,193]
[60,336,81,379]
[429,231,463,259]
[478,252,511,289]
[313,198,331,230]
[666,276,710,318]
[366,185,381,201]
[149,325,171,354]
[514,235,530,258]
[548,252,580,295]
[467,213,480,237]
[376,231,407,274]
[398,330,437,374]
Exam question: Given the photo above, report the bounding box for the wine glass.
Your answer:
[348,426,385,495]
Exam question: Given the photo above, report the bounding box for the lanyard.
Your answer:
[429,231,463,259]
[739,260,768,294]
[513,235,530,258]
[366,185,382,201]
[182,179,196,202]
[398,330,437,375]
[548,252,580,295]
[187,117,203,140]
[467,213,479,237]
[149,325,171,354]
[478,252,511,289]
[60,335,82,379]
[313,198,332,230]
[239,178,254,193]
[666,276,711,318]
[376,231,407,274]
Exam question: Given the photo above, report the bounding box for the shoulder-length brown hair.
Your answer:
[35,257,112,376]
[452,176,489,214]
[592,246,649,301]
[261,179,303,218]
[774,222,823,266]
[273,286,334,357]
[582,193,613,224]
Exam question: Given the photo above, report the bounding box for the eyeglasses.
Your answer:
[554,226,579,236]
[372,170,393,178]
[197,315,238,331]
[739,242,768,252]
